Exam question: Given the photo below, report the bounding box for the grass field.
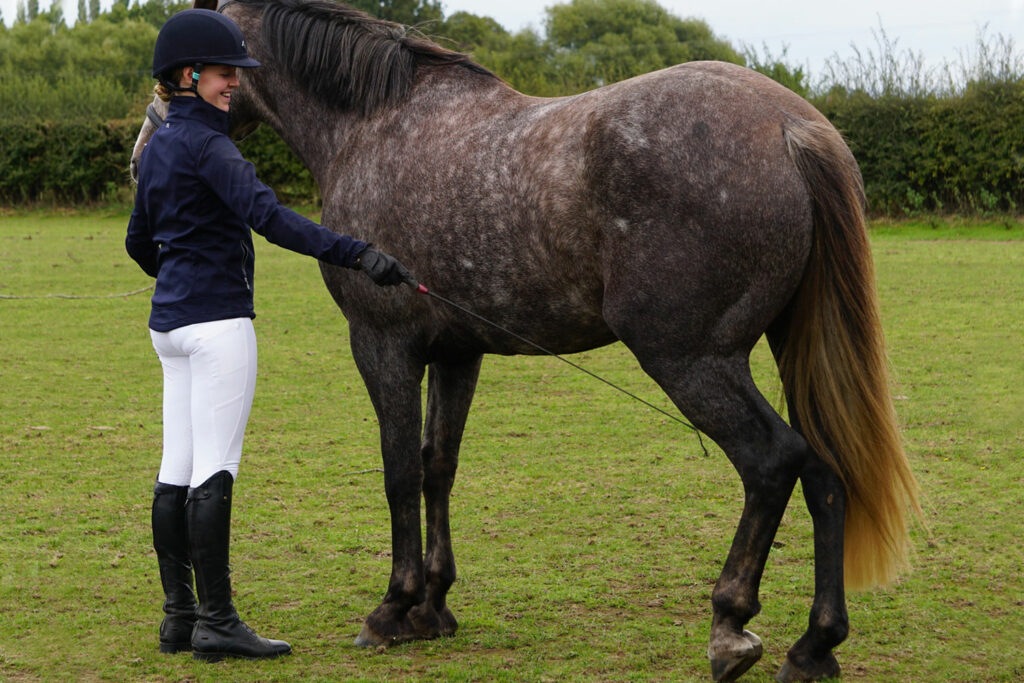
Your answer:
[1,212,1022,682]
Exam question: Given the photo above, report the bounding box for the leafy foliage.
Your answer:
[813,28,1024,214]
[0,0,187,121]
[0,119,137,203]
[345,0,441,25]
[1,0,1021,214]
[743,44,809,97]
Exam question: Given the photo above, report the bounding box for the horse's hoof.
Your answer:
[354,623,390,648]
[775,653,840,682]
[437,606,458,637]
[355,603,421,649]
[709,629,763,682]
[354,623,410,649]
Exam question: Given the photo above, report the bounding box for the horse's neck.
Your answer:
[255,93,353,192]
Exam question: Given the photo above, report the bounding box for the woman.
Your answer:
[126,8,410,662]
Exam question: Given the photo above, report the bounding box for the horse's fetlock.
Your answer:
[711,587,761,624]
[426,560,456,590]
[812,611,849,648]
[383,582,425,610]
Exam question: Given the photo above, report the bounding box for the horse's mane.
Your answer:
[236,0,495,116]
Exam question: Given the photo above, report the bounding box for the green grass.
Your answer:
[1,211,1022,681]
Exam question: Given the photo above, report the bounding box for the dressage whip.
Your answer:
[403,277,709,456]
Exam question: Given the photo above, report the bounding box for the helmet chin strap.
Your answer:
[160,63,204,99]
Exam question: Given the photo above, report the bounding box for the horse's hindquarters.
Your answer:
[580,65,816,356]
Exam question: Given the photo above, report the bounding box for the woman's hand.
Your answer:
[356,247,415,287]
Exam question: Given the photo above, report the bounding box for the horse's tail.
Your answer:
[777,117,920,590]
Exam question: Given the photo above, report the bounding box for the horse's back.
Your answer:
[569,61,820,220]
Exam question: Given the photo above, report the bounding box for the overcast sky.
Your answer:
[451,0,1023,77]
[4,0,1022,79]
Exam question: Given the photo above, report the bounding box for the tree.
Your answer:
[473,28,563,95]
[47,0,64,28]
[543,0,743,91]
[127,0,191,29]
[438,11,507,51]
[346,0,442,26]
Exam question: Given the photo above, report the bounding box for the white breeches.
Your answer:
[150,318,257,488]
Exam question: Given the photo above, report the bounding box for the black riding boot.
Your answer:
[152,482,198,654]
[187,470,291,662]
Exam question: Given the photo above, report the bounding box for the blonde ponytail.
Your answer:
[154,82,174,102]
[154,67,188,102]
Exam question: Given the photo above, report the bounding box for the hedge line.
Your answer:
[3,80,1022,213]
[816,79,1024,214]
[0,119,137,204]
[0,119,315,206]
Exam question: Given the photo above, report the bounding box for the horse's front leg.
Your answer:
[417,356,483,639]
[348,327,427,648]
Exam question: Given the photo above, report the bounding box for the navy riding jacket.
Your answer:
[126,96,367,332]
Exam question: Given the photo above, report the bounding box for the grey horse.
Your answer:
[130,1,919,680]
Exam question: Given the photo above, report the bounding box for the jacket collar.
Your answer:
[166,95,230,135]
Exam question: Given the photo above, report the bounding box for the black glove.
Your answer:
[356,247,414,287]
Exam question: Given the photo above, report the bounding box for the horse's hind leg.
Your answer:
[412,356,483,639]
[775,457,847,682]
[766,332,848,683]
[625,350,808,682]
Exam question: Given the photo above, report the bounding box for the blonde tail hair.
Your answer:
[780,117,921,589]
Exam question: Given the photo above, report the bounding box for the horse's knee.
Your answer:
[421,443,456,489]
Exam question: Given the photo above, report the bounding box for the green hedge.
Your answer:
[0,119,317,206]
[0,120,136,204]
[815,80,1024,214]
[237,126,319,205]
[3,81,1023,213]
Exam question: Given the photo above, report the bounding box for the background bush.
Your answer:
[816,82,1024,214]
[0,119,136,203]
[1,0,1021,214]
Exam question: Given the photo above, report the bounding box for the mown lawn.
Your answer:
[0,212,1021,681]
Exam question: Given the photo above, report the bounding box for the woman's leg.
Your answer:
[149,329,198,652]
[151,482,196,652]
[164,318,289,661]
[148,318,258,655]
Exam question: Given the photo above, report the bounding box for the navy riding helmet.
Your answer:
[152,8,260,89]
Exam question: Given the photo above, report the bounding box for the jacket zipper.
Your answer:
[241,241,252,292]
